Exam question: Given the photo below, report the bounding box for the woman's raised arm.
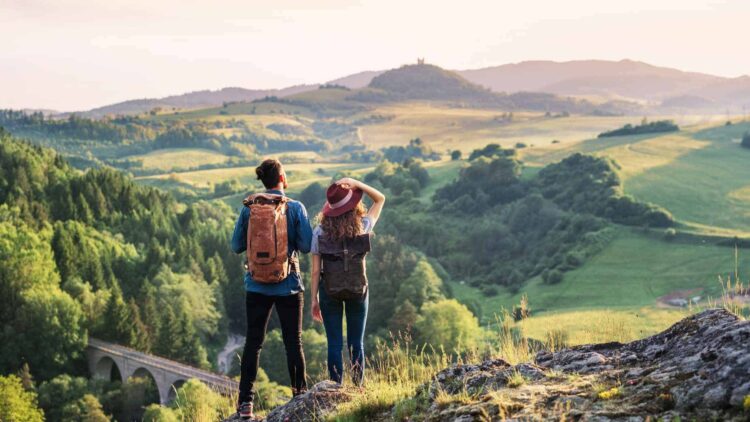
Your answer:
[336,177,386,227]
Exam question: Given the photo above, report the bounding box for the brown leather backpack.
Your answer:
[319,233,372,300]
[242,193,297,283]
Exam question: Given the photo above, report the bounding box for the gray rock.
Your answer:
[222,381,351,422]
[265,381,350,422]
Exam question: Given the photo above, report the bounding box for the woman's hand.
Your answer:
[311,299,323,323]
[335,177,360,190]
[336,177,385,226]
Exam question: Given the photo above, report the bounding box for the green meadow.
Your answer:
[625,122,750,234]
[399,118,750,336]
[450,227,740,319]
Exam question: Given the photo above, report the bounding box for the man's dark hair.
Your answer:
[256,159,284,189]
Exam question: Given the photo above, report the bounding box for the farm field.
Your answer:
[124,148,232,171]
[442,120,750,333]
[451,227,741,326]
[154,100,313,120]
[357,103,725,153]
[522,120,750,235]
[624,122,750,234]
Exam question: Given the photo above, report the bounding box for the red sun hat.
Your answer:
[322,183,363,217]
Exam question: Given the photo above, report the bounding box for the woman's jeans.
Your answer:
[319,284,368,385]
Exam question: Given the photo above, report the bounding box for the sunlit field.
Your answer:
[357,103,722,153]
[125,148,232,171]
[624,122,750,233]
[517,307,688,345]
[449,227,741,324]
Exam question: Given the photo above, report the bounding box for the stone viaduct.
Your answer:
[86,338,238,404]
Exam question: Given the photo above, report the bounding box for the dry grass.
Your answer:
[706,247,750,319]
[331,335,454,421]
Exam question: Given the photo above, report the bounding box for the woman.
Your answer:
[310,177,385,385]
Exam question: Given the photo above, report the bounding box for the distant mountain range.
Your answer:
[71,59,750,117]
[458,60,750,109]
[331,60,750,110]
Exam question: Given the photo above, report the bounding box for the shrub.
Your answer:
[468,143,516,161]
[450,150,462,160]
[741,132,750,149]
[598,120,679,138]
[170,379,234,421]
[382,138,441,162]
[482,285,499,297]
[414,299,483,351]
[143,405,179,422]
[565,252,584,268]
[542,269,564,285]
[0,375,44,422]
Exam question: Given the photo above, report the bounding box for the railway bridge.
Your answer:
[86,338,238,404]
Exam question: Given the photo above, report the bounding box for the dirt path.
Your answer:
[217,334,245,374]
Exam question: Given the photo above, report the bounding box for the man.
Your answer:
[231,159,313,419]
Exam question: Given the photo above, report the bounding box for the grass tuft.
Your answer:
[506,371,526,388]
[597,386,622,400]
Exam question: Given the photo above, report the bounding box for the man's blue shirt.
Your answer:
[231,189,313,296]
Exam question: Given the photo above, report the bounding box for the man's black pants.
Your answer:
[238,291,306,405]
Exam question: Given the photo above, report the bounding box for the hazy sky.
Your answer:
[1,0,747,111]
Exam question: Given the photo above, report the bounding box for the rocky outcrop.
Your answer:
[225,309,750,421]
[423,308,750,421]
[224,381,352,422]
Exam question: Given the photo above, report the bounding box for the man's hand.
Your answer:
[311,299,323,323]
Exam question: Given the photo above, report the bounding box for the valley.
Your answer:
[2,60,750,420]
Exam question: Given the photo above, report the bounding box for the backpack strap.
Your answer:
[343,237,349,272]
[288,251,300,274]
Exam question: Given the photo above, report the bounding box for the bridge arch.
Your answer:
[93,356,123,382]
[132,367,155,380]
[129,368,161,406]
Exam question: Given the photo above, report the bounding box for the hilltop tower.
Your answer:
[417,57,425,65]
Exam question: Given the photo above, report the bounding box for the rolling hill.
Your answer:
[326,70,385,89]
[361,63,506,104]
[79,85,316,118]
[316,64,619,114]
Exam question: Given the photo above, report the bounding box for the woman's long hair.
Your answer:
[318,201,367,241]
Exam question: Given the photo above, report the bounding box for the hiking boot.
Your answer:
[238,402,254,420]
[292,387,307,397]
